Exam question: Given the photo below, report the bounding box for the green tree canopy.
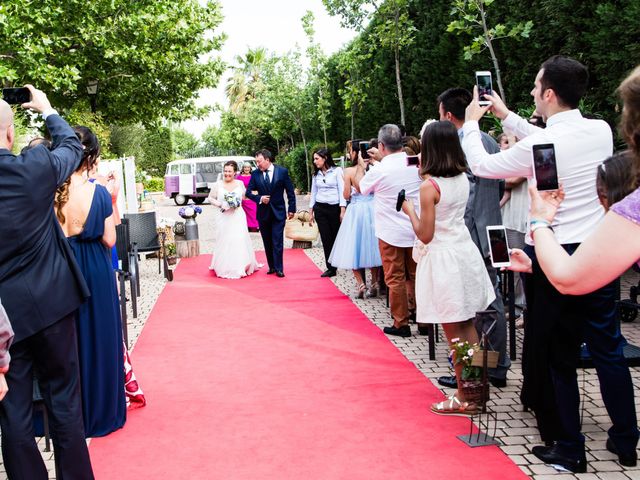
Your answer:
[0,0,225,125]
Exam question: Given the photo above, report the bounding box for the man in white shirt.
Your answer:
[360,124,422,337]
[462,55,637,473]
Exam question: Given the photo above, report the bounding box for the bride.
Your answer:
[208,161,261,278]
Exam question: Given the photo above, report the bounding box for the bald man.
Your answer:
[0,86,94,479]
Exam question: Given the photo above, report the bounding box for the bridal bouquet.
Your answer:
[223,191,241,209]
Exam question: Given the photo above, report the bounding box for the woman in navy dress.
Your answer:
[54,126,126,437]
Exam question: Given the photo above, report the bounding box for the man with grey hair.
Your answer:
[360,124,422,336]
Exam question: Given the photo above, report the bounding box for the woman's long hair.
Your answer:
[419,121,468,178]
[54,126,101,224]
[312,148,336,174]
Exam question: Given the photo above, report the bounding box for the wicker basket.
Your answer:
[285,210,319,242]
[459,379,489,404]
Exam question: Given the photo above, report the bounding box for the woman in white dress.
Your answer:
[208,161,261,278]
[401,121,495,415]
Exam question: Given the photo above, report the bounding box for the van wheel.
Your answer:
[174,194,189,206]
[193,197,205,205]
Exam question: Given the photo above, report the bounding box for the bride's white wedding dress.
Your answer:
[208,180,261,279]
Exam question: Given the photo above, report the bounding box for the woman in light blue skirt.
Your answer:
[329,141,382,298]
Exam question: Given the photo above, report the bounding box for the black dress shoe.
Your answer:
[437,375,458,388]
[417,324,430,335]
[532,445,587,473]
[320,269,336,278]
[383,325,411,337]
[267,268,276,275]
[489,377,507,388]
[276,271,285,278]
[606,438,638,467]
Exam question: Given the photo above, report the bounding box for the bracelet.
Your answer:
[530,219,554,234]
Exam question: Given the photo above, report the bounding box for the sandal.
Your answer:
[365,282,379,298]
[430,395,477,416]
[354,283,366,299]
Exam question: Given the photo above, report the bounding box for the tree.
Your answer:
[323,0,415,125]
[0,0,225,125]
[447,0,532,102]
[225,47,268,113]
[335,39,371,140]
[172,127,200,158]
[302,11,331,146]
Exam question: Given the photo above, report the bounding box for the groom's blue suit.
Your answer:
[246,165,296,273]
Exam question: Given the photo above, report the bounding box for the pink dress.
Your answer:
[237,174,259,230]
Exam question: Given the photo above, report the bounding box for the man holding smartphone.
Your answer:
[436,87,511,391]
[360,124,422,337]
[0,86,94,479]
[461,56,637,473]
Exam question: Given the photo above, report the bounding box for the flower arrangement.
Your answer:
[449,338,483,381]
[178,205,202,220]
[223,191,241,209]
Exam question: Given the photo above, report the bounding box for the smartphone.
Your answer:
[395,189,405,212]
[359,142,370,160]
[532,143,559,191]
[486,225,510,268]
[2,87,31,105]
[475,71,493,106]
[406,155,419,166]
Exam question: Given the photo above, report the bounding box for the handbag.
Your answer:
[285,210,319,242]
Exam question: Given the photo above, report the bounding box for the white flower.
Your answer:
[468,348,475,356]
[463,356,469,361]
[184,207,195,217]
[458,342,464,347]
[451,338,460,343]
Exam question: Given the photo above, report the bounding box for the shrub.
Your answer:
[143,176,165,192]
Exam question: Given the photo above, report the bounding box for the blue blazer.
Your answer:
[246,165,296,223]
[0,114,90,342]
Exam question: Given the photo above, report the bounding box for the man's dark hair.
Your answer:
[255,148,274,162]
[420,121,468,178]
[378,124,403,152]
[540,55,588,109]
[437,88,472,121]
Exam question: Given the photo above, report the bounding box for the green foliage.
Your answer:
[143,176,164,192]
[172,127,200,157]
[65,105,113,158]
[279,144,311,193]
[139,126,173,176]
[109,124,146,160]
[0,0,225,125]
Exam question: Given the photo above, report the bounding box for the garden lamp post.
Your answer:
[87,79,98,113]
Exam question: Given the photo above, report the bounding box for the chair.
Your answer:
[125,212,162,275]
[115,219,138,347]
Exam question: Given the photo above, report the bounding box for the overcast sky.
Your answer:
[181,0,358,137]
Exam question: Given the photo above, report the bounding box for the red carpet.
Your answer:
[89,250,527,479]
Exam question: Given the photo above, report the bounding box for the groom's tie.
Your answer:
[264,170,271,191]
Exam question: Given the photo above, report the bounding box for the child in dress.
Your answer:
[401,120,495,415]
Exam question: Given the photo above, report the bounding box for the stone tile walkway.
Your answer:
[2,195,639,479]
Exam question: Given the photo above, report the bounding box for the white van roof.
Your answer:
[167,156,254,166]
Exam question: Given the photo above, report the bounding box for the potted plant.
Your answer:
[165,243,177,265]
[450,338,498,404]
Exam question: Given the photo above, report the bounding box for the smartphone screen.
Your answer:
[359,142,370,160]
[487,226,510,267]
[2,87,31,105]
[475,71,492,105]
[532,143,559,191]
[406,155,419,166]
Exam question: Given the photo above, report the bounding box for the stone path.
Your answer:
[2,194,639,480]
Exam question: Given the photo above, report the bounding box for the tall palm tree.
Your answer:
[226,47,268,113]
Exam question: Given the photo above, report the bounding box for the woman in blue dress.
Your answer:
[329,140,382,298]
[54,126,126,437]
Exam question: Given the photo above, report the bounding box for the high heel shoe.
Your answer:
[365,282,379,298]
[354,283,366,299]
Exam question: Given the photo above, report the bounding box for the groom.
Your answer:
[246,149,296,277]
